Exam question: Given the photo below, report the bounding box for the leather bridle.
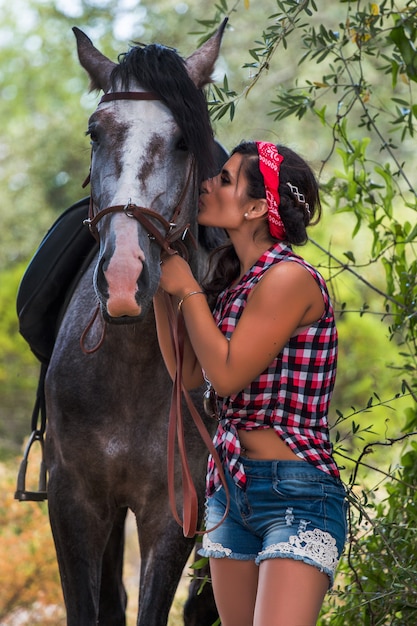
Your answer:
[83,90,198,258]
[82,90,229,538]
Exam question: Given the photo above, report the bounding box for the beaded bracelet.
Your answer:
[177,290,205,312]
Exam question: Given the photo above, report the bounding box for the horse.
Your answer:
[43,22,227,626]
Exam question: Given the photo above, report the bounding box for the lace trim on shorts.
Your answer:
[258,528,339,574]
[202,534,232,557]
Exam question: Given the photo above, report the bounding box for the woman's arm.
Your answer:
[153,289,204,389]
[159,255,325,397]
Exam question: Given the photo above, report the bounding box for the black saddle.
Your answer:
[16,197,96,365]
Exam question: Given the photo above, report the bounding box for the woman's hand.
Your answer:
[154,253,205,389]
[159,254,201,299]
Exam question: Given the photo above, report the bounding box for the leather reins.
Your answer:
[82,90,229,538]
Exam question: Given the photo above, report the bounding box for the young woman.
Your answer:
[153,141,347,626]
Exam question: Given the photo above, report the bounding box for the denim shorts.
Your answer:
[199,458,348,586]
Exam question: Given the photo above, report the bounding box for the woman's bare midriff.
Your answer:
[238,427,305,461]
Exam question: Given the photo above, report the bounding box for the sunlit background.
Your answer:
[1,1,416,623]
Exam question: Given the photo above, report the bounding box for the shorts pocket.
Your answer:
[272,477,325,519]
[272,477,325,500]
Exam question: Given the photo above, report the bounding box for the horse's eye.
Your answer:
[176,137,188,152]
[86,128,99,145]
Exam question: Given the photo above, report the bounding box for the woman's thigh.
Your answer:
[254,557,328,626]
[209,557,259,626]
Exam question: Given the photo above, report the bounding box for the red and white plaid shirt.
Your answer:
[206,242,339,496]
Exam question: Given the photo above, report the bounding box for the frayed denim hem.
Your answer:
[198,546,258,561]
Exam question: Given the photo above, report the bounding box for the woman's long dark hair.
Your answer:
[202,141,321,307]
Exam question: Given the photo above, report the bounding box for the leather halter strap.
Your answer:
[84,89,197,256]
[99,91,160,104]
[85,204,186,257]
[84,157,197,258]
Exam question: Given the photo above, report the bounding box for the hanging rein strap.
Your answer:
[162,291,230,537]
[82,89,229,537]
[164,292,230,538]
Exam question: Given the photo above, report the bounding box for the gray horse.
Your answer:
[44,22,226,626]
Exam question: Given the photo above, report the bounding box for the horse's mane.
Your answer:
[111,44,215,181]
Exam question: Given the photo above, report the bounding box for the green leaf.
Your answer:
[389,24,417,83]
[343,250,356,263]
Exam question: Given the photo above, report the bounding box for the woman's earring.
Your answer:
[244,212,249,218]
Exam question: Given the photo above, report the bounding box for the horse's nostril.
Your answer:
[138,261,150,290]
[99,255,109,272]
[96,278,108,298]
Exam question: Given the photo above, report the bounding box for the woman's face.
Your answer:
[197,153,254,231]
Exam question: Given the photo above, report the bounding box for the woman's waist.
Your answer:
[216,422,339,475]
[238,427,302,462]
[235,456,345,491]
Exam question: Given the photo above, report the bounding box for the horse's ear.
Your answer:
[73,27,116,93]
[185,18,228,89]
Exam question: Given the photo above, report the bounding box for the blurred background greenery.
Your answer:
[1,0,416,623]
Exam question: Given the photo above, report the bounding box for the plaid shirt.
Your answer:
[206,242,339,496]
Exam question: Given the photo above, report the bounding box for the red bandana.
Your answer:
[256,141,285,240]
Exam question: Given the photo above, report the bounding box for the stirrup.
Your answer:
[14,430,48,501]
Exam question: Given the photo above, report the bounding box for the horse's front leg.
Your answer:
[99,506,128,626]
[47,465,122,626]
[135,511,196,626]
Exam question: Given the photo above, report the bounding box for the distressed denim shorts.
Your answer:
[199,458,348,587]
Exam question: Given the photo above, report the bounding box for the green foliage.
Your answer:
[205,0,314,121]
[320,441,417,625]
[0,264,39,456]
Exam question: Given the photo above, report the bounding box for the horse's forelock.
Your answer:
[110,44,215,181]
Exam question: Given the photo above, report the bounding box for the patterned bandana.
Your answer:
[256,141,286,240]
